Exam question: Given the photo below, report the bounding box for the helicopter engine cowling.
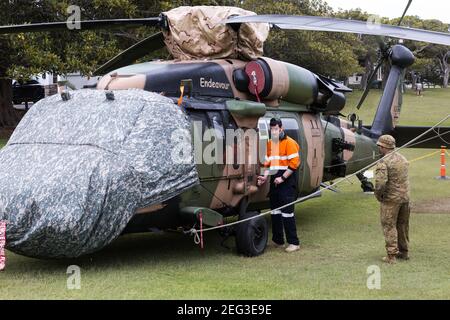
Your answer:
[233,57,318,106]
[233,57,350,115]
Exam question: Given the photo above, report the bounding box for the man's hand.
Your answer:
[274,177,284,186]
[375,192,384,202]
[257,176,267,186]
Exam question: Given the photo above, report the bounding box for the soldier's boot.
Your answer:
[382,254,397,264]
[396,251,409,260]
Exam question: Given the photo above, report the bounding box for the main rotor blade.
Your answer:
[398,0,413,26]
[357,59,384,110]
[0,18,161,34]
[94,32,165,76]
[225,15,450,46]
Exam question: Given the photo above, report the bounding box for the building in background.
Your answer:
[13,72,101,109]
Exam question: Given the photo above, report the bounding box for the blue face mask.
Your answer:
[270,128,285,141]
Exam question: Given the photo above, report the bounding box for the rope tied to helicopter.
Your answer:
[185,114,450,246]
[327,147,444,170]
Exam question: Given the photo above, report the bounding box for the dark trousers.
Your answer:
[269,175,300,246]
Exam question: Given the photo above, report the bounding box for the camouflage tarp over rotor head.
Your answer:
[163,6,270,60]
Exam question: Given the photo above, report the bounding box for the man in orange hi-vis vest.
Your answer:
[257,118,301,253]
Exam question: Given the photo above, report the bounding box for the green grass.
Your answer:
[343,87,450,126]
[0,89,450,299]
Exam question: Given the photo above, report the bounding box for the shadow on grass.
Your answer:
[5,228,240,275]
[6,206,330,275]
[4,197,355,275]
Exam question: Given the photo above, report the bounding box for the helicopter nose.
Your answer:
[0,89,199,258]
[0,145,142,258]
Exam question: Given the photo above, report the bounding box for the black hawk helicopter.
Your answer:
[0,3,449,259]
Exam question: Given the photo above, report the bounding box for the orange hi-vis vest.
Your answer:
[263,135,300,171]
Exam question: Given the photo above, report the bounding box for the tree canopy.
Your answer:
[1,0,448,85]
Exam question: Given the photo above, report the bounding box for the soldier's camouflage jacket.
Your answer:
[374,151,410,203]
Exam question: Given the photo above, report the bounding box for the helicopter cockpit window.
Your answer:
[206,112,225,165]
[188,110,208,136]
[208,112,225,140]
[280,118,300,143]
[258,118,270,167]
[258,119,269,140]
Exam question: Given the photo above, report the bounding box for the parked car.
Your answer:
[12,79,45,105]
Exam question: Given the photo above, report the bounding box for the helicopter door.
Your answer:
[301,114,324,191]
[276,116,301,189]
[207,111,257,209]
[223,117,242,179]
[258,115,303,194]
[202,110,247,180]
[188,110,213,178]
[223,115,259,197]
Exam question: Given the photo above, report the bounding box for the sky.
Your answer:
[324,0,450,24]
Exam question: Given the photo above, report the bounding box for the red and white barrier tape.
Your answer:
[0,221,6,271]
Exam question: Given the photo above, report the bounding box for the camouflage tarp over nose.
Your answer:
[0,89,199,258]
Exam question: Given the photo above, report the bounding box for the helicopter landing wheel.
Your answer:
[235,211,268,257]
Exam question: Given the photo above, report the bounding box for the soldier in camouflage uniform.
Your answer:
[374,135,410,264]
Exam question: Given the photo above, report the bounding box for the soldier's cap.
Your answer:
[377,135,396,149]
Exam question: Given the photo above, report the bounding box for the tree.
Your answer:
[395,16,450,88]
[0,0,62,135]
[334,9,382,90]
[1,1,249,136]
[240,0,363,79]
[406,57,439,88]
[0,0,163,137]
[428,46,450,88]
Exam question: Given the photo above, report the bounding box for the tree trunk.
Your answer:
[411,71,417,90]
[438,51,449,89]
[444,68,449,88]
[0,78,24,138]
[361,55,372,91]
[443,53,449,88]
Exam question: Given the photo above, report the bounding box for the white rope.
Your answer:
[432,127,450,145]
[406,128,450,148]
[193,231,201,245]
[187,114,450,238]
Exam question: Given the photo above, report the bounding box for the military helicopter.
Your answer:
[0,4,449,259]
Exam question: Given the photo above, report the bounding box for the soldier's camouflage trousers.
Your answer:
[380,202,410,255]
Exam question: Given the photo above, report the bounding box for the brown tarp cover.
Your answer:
[163,6,269,60]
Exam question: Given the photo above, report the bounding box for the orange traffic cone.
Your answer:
[436,146,449,180]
